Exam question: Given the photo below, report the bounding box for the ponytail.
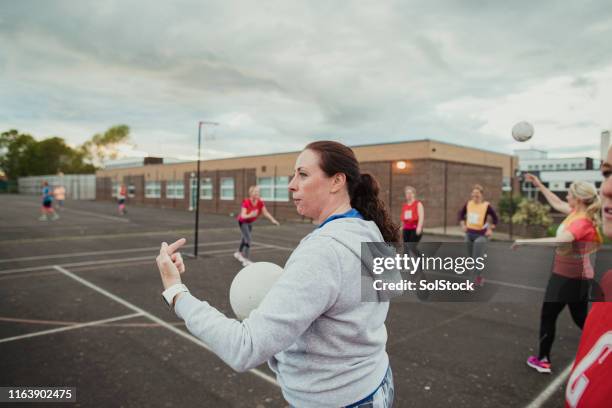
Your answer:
[585,196,602,228]
[569,181,602,228]
[352,173,399,242]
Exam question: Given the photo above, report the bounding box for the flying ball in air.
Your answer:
[229,262,284,320]
[511,121,534,142]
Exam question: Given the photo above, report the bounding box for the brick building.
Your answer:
[96,139,517,228]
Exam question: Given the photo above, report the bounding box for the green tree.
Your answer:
[80,125,130,166]
[0,129,37,179]
[0,129,96,180]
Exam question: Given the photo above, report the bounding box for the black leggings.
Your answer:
[238,221,253,258]
[538,274,591,361]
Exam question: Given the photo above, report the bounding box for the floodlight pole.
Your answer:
[193,120,219,258]
[509,156,514,240]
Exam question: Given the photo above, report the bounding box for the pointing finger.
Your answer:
[167,238,187,255]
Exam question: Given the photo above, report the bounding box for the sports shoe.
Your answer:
[526,356,551,373]
[38,215,48,221]
[51,213,59,220]
[233,252,245,262]
[241,258,253,267]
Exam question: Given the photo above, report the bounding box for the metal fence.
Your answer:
[18,174,96,200]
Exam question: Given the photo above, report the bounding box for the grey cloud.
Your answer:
[1,0,611,158]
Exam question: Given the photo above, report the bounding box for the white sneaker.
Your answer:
[51,213,59,220]
[241,258,253,267]
[233,252,245,262]
[39,215,48,221]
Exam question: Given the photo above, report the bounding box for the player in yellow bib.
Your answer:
[458,184,498,287]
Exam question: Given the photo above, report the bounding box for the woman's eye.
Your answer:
[603,170,611,179]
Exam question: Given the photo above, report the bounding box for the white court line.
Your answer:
[0,245,269,276]
[0,240,238,263]
[256,242,549,293]
[59,207,130,222]
[0,312,142,344]
[423,270,546,293]
[524,361,573,408]
[0,245,273,276]
[0,247,283,281]
[52,265,279,388]
[9,200,130,223]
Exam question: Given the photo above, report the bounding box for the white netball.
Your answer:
[229,262,283,320]
[511,121,534,142]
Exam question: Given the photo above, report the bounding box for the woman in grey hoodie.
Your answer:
[156,141,399,407]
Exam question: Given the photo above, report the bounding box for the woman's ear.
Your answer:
[330,173,347,193]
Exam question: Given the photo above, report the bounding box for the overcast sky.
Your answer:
[1,0,611,162]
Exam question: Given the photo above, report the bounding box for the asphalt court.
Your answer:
[1,194,608,407]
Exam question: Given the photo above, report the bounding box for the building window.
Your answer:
[257,176,289,202]
[563,163,568,169]
[128,184,136,198]
[596,181,602,188]
[527,165,533,170]
[220,177,235,200]
[111,181,119,198]
[166,181,184,199]
[145,181,161,198]
[200,178,213,199]
[258,177,273,200]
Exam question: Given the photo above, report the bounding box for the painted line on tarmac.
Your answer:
[254,242,547,292]
[423,270,546,293]
[0,312,142,344]
[0,246,283,280]
[0,223,287,245]
[0,240,238,263]
[53,265,279,388]
[59,207,131,222]
[0,315,185,328]
[0,245,268,276]
[524,361,573,408]
[8,200,130,223]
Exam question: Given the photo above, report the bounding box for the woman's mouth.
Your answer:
[604,205,612,219]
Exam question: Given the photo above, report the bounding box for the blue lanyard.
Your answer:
[318,208,363,229]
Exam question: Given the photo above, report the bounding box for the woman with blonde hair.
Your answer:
[233,185,280,266]
[513,175,602,374]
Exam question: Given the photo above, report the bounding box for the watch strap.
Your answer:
[162,283,189,309]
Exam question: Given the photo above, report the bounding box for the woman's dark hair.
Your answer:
[305,141,399,242]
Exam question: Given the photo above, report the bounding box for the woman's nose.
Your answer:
[288,175,297,191]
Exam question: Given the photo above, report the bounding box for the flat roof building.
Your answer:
[96,139,517,228]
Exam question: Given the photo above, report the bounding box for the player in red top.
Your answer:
[513,175,602,374]
[401,186,425,247]
[233,185,280,266]
[565,145,612,407]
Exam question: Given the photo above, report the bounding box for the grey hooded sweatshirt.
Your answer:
[174,217,391,407]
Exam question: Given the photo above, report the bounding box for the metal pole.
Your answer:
[194,122,202,257]
[509,156,514,240]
